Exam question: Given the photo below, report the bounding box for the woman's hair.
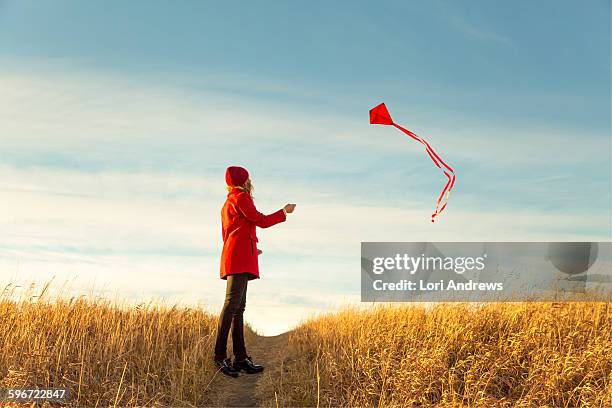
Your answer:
[227,178,254,197]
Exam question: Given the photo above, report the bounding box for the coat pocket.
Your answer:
[249,232,258,255]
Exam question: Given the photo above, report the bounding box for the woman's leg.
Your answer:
[231,281,248,360]
[213,273,249,361]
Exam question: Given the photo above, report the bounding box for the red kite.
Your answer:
[369,102,456,222]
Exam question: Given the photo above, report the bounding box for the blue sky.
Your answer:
[0,0,610,334]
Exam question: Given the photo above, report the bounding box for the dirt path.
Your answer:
[208,332,290,407]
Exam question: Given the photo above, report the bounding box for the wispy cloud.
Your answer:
[448,14,514,47]
[433,0,514,48]
[1,64,608,173]
[1,162,609,334]
[0,63,610,334]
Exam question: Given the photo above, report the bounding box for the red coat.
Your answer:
[220,188,286,280]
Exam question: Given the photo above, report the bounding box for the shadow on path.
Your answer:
[209,332,290,407]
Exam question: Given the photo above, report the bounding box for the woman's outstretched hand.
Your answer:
[284,204,297,214]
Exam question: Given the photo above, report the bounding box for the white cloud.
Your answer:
[0,64,607,167]
[1,164,608,335]
[0,63,609,334]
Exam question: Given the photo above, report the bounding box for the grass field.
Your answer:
[0,283,225,407]
[1,283,610,407]
[261,302,611,408]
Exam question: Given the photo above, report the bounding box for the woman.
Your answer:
[214,166,296,378]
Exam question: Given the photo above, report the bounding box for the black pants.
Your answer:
[214,273,249,361]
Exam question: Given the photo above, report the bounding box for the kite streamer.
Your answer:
[369,102,456,223]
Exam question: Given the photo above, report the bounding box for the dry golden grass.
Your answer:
[0,283,223,407]
[263,302,612,408]
[1,282,610,407]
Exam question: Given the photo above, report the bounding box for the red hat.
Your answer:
[225,166,249,187]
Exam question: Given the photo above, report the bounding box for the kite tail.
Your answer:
[432,172,455,222]
[392,123,456,223]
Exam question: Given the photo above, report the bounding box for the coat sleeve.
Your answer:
[236,193,286,228]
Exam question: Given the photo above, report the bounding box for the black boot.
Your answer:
[233,356,264,374]
[215,358,239,378]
